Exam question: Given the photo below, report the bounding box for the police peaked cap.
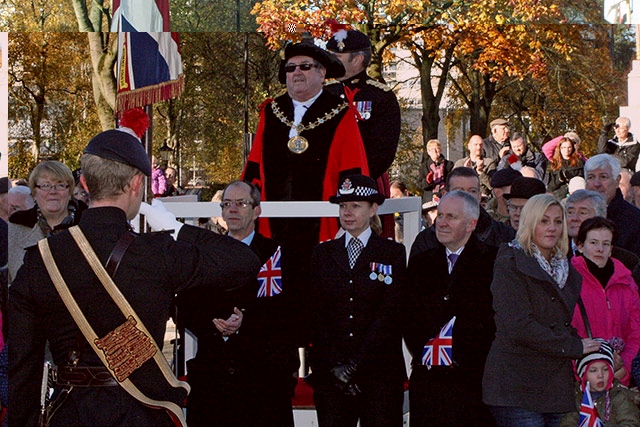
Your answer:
[330,174,385,205]
[326,29,372,53]
[84,129,152,176]
[278,36,345,84]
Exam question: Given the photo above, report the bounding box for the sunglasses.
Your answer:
[284,63,318,73]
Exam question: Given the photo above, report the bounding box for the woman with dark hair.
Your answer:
[546,137,585,199]
[570,216,640,386]
[483,194,601,427]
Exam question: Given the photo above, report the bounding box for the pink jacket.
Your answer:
[571,255,640,385]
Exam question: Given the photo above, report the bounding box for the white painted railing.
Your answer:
[161,196,423,262]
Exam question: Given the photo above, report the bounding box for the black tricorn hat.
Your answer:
[503,177,546,200]
[278,33,345,84]
[84,129,152,176]
[329,174,385,205]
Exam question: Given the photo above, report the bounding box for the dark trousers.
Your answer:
[409,366,495,427]
[313,378,404,427]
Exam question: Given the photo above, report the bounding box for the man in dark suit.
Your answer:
[308,174,407,427]
[405,190,497,426]
[177,180,299,427]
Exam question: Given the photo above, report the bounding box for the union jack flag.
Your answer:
[579,383,603,427]
[257,246,282,297]
[422,316,455,367]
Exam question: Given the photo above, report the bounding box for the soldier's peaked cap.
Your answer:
[327,29,371,53]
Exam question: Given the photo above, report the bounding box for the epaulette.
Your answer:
[324,79,341,86]
[366,79,392,92]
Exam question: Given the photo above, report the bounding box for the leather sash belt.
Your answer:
[54,365,118,387]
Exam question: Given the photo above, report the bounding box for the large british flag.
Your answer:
[579,383,604,427]
[422,316,456,367]
[257,246,283,297]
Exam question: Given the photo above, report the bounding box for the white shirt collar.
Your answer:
[344,227,372,248]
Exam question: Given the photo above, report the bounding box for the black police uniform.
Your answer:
[9,207,260,427]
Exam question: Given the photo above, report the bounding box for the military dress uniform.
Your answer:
[177,231,299,427]
[8,129,261,427]
[325,70,400,181]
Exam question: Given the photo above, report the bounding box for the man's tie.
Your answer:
[348,237,364,269]
[448,253,459,269]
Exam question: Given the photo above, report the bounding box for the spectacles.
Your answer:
[507,203,525,213]
[74,190,89,198]
[284,63,318,73]
[220,200,254,209]
[36,183,69,192]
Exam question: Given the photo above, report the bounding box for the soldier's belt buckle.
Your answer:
[94,315,157,382]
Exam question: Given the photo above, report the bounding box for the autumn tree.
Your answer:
[8,32,100,178]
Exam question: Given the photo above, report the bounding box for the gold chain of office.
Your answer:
[271,101,348,154]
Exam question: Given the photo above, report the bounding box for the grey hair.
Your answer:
[440,190,480,220]
[584,154,621,180]
[565,190,607,217]
[223,180,261,207]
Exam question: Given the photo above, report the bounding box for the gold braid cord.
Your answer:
[38,227,188,427]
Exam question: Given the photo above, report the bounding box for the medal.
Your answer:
[378,273,384,282]
[384,276,392,285]
[288,135,309,154]
[369,272,378,280]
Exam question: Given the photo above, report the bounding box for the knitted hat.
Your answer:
[576,339,615,391]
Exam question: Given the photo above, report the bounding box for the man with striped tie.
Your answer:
[405,190,498,426]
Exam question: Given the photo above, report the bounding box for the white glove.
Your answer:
[139,200,183,240]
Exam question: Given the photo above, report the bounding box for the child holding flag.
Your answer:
[559,340,639,427]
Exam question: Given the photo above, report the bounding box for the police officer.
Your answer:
[325,29,401,181]
[307,174,407,427]
[9,129,260,427]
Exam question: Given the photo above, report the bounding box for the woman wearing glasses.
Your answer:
[8,161,84,284]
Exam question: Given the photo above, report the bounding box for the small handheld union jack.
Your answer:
[578,382,603,427]
[422,316,456,367]
[257,246,282,297]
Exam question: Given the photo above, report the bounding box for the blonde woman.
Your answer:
[483,194,601,427]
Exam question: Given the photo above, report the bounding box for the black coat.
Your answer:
[546,158,585,198]
[325,70,401,179]
[177,232,298,427]
[608,189,640,257]
[8,207,260,427]
[597,131,640,171]
[417,154,454,202]
[308,232,407,385]
[409,207,514,259]
[483,244,584,413]
[405,236,497,426]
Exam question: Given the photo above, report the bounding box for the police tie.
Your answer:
[348,237,364,269]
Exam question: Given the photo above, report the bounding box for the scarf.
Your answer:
[509,240,569,288]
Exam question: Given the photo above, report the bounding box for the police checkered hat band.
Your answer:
[329,174,385,205]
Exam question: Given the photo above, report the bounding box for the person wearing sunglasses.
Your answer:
[598,116,640,172]
[242,34,370,347]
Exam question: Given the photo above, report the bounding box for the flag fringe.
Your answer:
[116,74,184,113]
